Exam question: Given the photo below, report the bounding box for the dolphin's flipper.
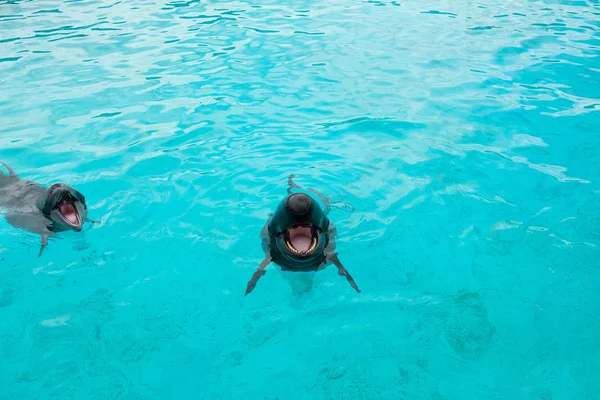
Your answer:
[38,234,48,257]
[328,253,361,293]
[245,257,271,296]
[0,161,18,178]
[5,212,54,257]
[5,212,54,256]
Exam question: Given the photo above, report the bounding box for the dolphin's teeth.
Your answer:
[285,235,318,255]
[285,240,299,254]
[308,237,317,253]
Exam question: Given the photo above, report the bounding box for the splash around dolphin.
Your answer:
[244,174,360,296]
[0,161,97,257]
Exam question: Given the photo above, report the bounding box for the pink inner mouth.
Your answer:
[288,226,313,252]
[60,203,79,225]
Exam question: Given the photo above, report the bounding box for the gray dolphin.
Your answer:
[0,161,96,257]
[245,174,360,296]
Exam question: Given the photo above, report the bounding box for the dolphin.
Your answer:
[0,161,96,257]
[245,174,360,296]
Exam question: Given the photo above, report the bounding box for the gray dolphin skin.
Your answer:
[245,174,360,296]
[0,161,96,257]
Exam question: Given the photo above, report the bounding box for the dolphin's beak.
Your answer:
[283,223,319,257]
[53,193,83,231]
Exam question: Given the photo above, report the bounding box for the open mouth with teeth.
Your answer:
[283,223,319,257]
[55,193,81,228]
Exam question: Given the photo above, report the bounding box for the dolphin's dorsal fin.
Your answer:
[0,161,18,178]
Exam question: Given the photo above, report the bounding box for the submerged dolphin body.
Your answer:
[0,161,96,256]
[245,175,360,296]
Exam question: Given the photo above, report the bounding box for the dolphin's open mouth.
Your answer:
[56,193,81,227]
[284,223,318,256]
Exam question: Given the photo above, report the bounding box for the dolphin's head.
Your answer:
[269,193,329,262]
[39,183,88,232]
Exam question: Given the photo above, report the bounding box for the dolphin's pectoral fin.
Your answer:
[0,161,18,178]
[287,174,301,194]
[245,270,267,296]
[245,257,271,296]
[328,253,361,293]
[5,212,54,257]
[38,234,48,258]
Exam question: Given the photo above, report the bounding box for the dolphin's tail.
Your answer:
[287,174,301,194]
[0,161,18,178]
[329,200,356,213]
[288,174,351,215]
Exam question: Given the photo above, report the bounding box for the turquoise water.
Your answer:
[1,0,599,398]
